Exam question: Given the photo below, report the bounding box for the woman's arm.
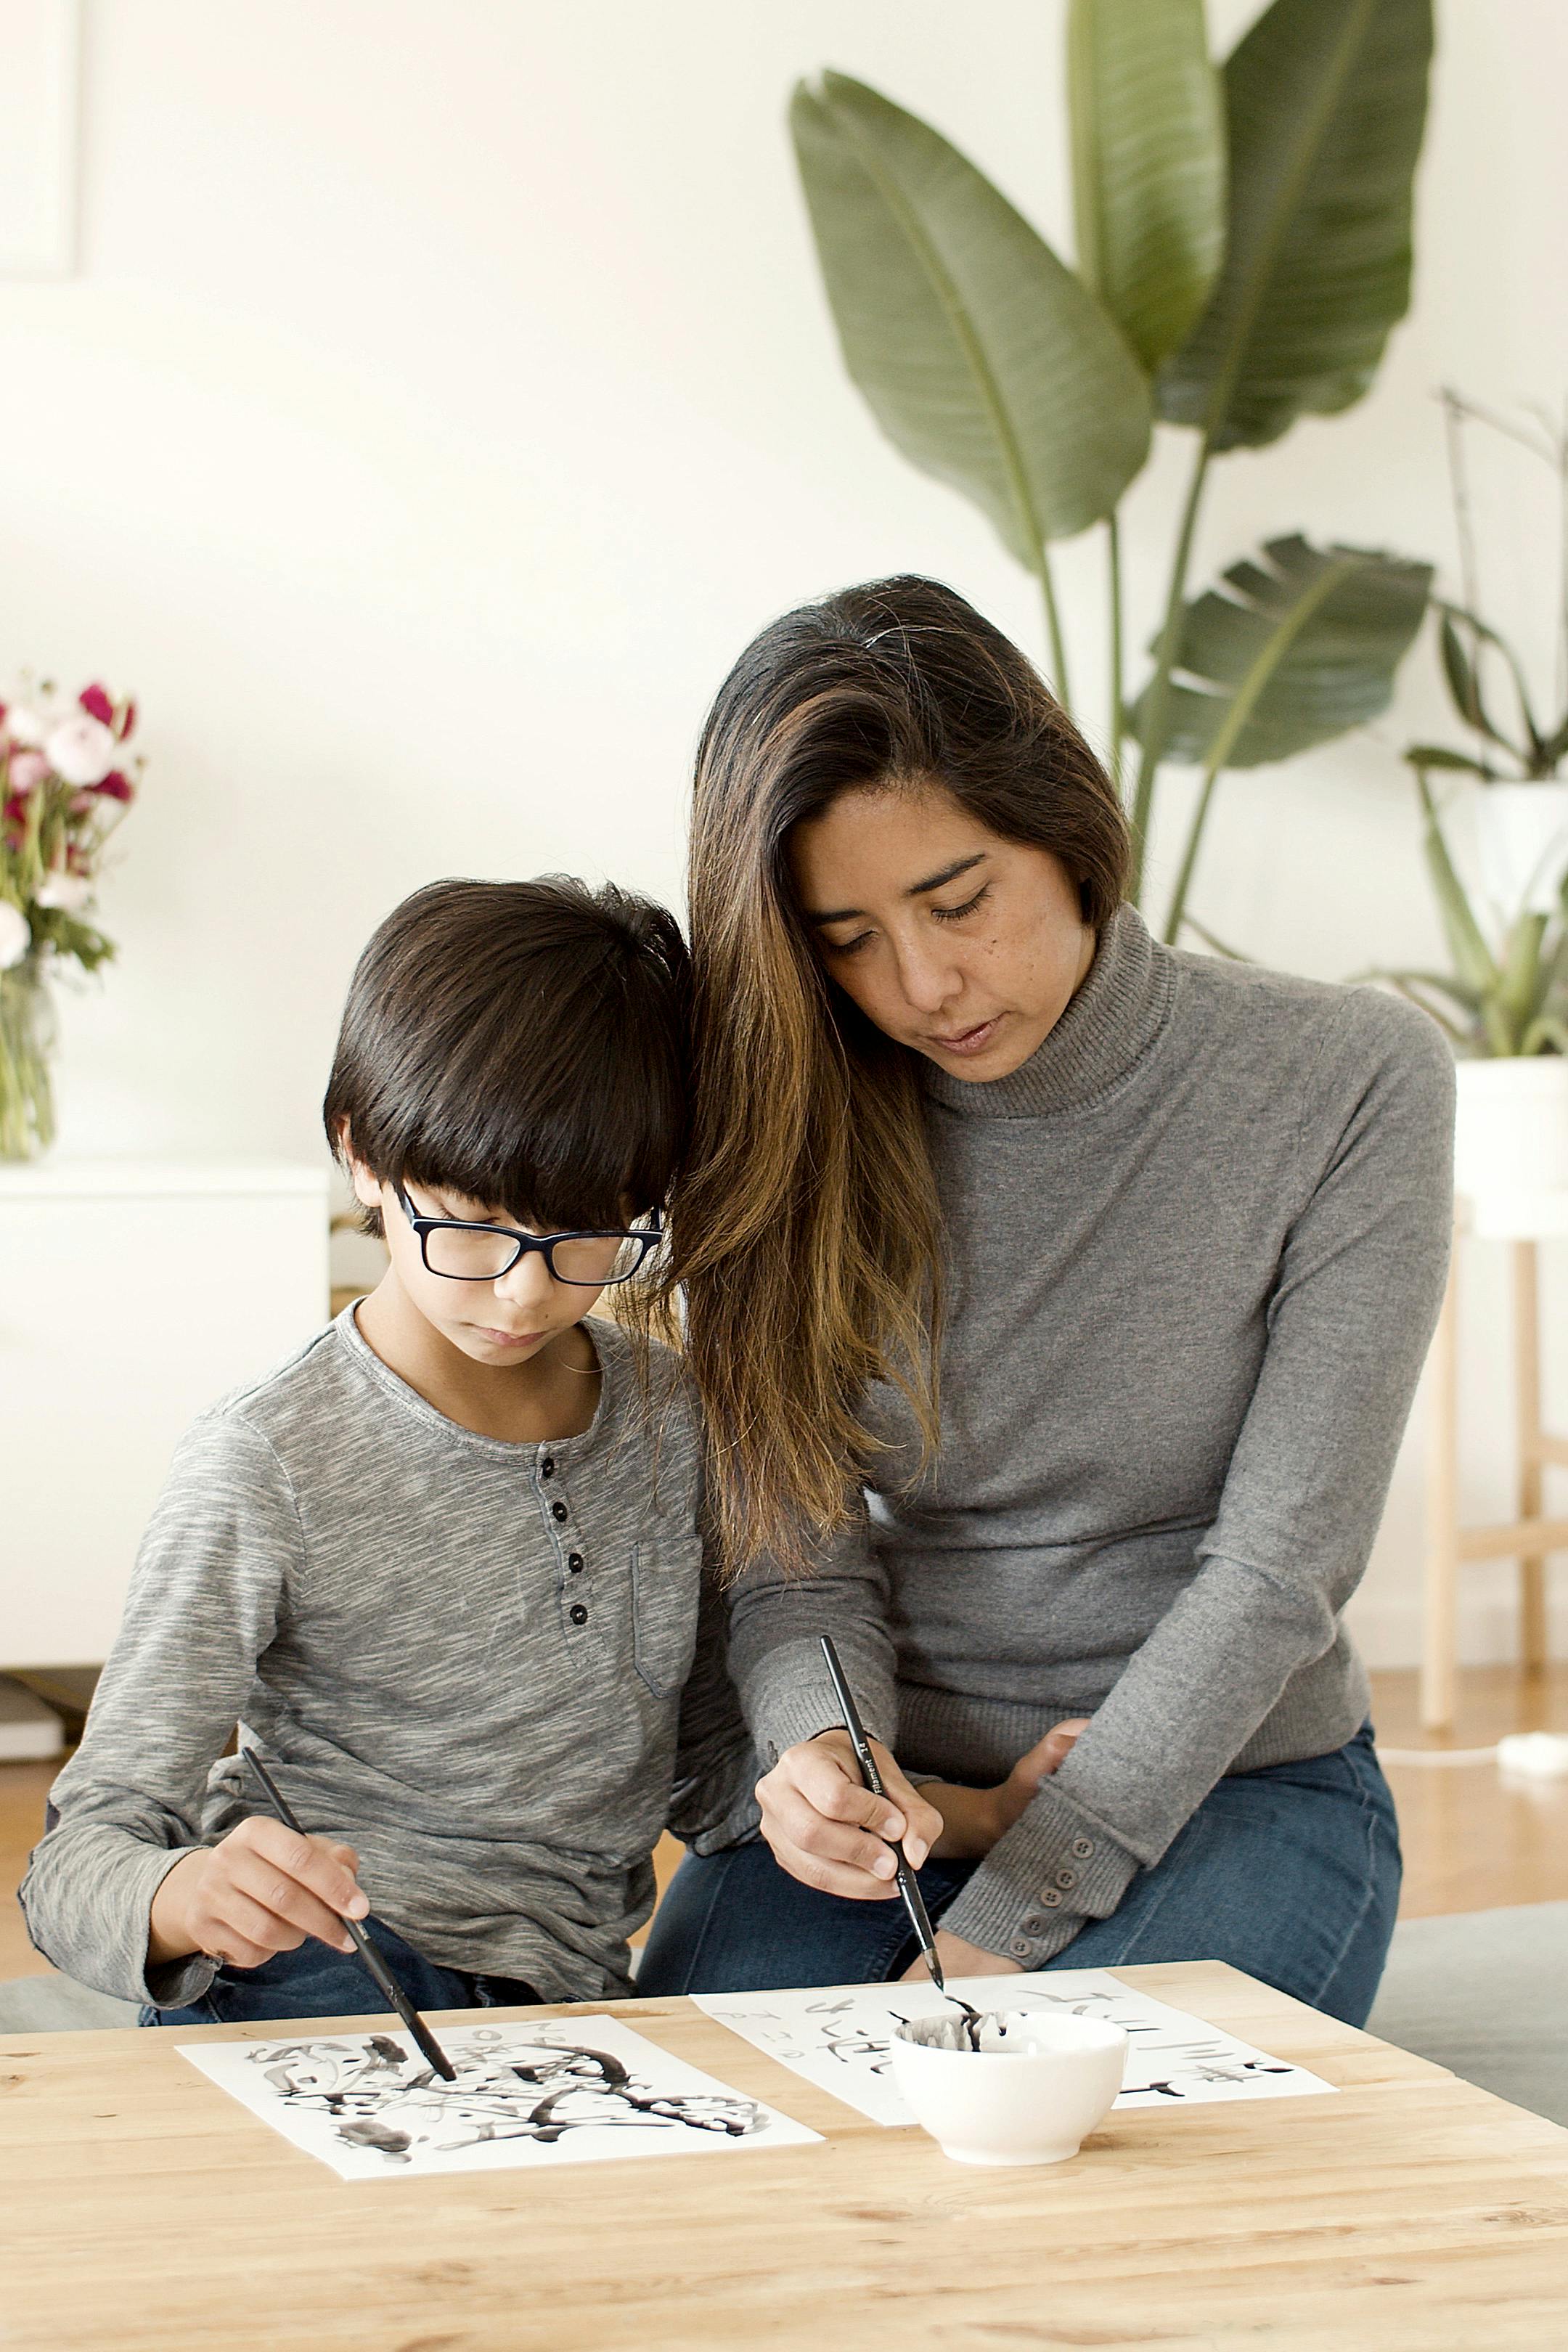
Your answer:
[726,1508,947,1880]
[939,990,1455,1963]
[726,1500,899,1760]
[19,1412,301,2006]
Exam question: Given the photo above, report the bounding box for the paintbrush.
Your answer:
[240,1747,457,2082]
[818,1636,982,2042]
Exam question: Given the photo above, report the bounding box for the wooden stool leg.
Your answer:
[1421,1238,1462,1731]
[1514,1239,1548,1673]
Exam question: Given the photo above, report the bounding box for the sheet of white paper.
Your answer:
[693,1969,1336,2127]
[179,2014,821,2180]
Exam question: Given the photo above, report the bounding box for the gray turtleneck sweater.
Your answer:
[726,908,1454,1963]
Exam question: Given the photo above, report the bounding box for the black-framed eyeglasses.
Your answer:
[396,1186,663,1286]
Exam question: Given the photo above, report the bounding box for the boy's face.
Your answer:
[351,1162,609,1371]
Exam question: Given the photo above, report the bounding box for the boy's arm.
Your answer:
[18,1410,301,2008]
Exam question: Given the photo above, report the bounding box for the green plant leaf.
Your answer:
[1158,0,1433,450]
[1415,770,1498,1002]
[1180,915,1254,962]
[1066,0,1225,372]
[1404,744,1496,778]
[1439,614,1489,736]
[1438,602,1543,762]
[1496,912,1549,1033]
[790,72,1153,558]
[1360,967,1484,1014]
[1132,534,1432,768]
[1520,1013,1568,1055]
[1438,611,1527,758]
[1538,709,1568,772]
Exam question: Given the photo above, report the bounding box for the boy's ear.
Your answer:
[337,1121,384,1216]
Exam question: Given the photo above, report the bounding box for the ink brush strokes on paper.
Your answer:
[179,2017,820,2180]
[694,1969,1336,2129]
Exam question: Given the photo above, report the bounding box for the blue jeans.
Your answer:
[140,1915,542,2028]
[637,1726,1400,2027]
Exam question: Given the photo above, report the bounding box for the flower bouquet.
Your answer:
[1,680,142,1158]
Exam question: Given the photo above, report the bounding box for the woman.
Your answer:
[639,576,1452,2024]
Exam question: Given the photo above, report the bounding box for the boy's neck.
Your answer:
[351,1275,602,1446]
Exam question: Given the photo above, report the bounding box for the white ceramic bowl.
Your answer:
[889,2009,1127,2167]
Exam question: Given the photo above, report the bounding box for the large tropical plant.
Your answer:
[789,0,1436,942]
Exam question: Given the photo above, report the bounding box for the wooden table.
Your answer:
[4,1963,1566,2350]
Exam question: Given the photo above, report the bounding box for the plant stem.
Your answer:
[1106,513,1125,796]
[1128,433,1212,904]
[1442,390,1508,775]
[1161,552,1361,947]
[1161,771,1218,947]
[1039,547,1071,711]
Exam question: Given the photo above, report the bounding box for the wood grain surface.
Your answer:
[3,1962,1565,2351]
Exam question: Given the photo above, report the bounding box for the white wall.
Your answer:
[2,0,1564,1660]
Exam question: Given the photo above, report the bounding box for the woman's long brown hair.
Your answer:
[674,576,1130,1577]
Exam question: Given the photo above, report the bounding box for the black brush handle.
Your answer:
[819,1636,946,1993]
[240,1748,457,2081]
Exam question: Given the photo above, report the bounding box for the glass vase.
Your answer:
[0,955,57,1160]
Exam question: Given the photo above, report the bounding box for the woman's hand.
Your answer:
[901,1930,1023,1982]
[895,1719,1090,1983]
[755,1729,945,1900]
[920,1718,1090,1861]
[147,1816,369,1969]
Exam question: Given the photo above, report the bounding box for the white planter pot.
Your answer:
[1474,781,1568,917]
[1453,1055,1568,1197]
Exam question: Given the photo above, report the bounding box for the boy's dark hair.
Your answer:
[324,877,690,1237]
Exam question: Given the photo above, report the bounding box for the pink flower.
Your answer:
[35,867,92,912]
[116,698,137,743]
[94,769,134,803]
[0,902,30,969]
[7,749,48,793]
[44,712,115,788]
[78,683,115,727]
[6,705,49,749]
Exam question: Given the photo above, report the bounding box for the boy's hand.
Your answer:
[755,1729,944,1900]
[920,1718,1091,1861]
[147,1816,369,1970]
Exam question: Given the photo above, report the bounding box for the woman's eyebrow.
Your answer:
[807,852,988,926]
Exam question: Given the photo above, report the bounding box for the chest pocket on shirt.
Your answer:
[629,1532,703,1700]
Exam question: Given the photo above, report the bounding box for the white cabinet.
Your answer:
[0,1160,330,1666]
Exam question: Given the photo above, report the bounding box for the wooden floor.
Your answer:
[3,1665,1564,1984]
[1371,1659,1568,1919]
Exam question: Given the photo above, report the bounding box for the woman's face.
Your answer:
[787,780,1095,1082]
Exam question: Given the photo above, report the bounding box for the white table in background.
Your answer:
[0,1159,329,1667]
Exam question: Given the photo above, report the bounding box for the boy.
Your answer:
[21,877,749,2019]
